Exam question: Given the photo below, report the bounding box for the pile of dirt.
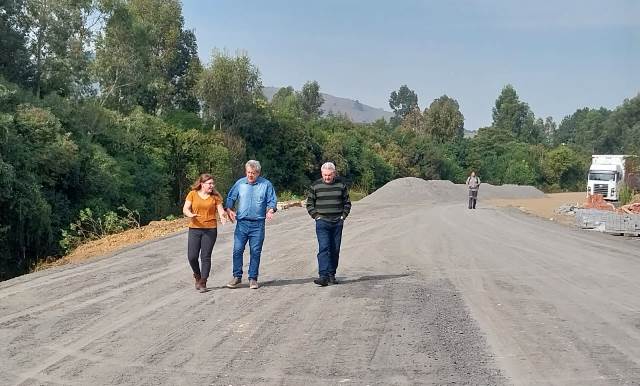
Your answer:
[360,177,544,205]
[480,183,545,199]
[488,192,586,225]
[359,177,439,204]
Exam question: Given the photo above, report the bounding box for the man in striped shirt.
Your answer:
[306,162,352,286]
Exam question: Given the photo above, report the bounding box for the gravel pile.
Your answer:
[360,177,544,205]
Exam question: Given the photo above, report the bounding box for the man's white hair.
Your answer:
[245,160,261,173]
[321,162,336,172]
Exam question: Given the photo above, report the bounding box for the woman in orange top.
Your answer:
[182,173,227,292]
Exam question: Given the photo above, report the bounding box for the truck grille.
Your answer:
[593,184,608,195]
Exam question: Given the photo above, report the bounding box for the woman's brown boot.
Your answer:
[194,273,202,290]
[198,278,207,293]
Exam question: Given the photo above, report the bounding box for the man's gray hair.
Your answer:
[245,160,261,173]
[321,162,336,171]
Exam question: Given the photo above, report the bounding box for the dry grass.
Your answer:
[32,218,189,272]
[487,192,587,225]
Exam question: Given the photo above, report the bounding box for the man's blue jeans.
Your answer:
[315,219,344,278]
[232,219,265,280]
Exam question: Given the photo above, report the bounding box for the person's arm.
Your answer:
[225,181,239,222]
[216,201,227,225]
[183,198,197,218]
[306,184,318,219]
[265,181,277,221]
[341,184,351,220]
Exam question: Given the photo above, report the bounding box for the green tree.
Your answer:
[271,86,301,118]
[553,107,610,152]
[197,50,264,131]
[398,106,425,133]
[389,84,418,125]
[0,100,83,279]
[424,95,465,142]
[0,0,33,87]
[297,80,324,119]
[25,0,95,98]
[95,0,200,114]
[541,116,556,144]
[541,145,588,191]
[94,1,148,111]
[466,126,515,182]
[492,84,542,144]
[168,29,202,113]
[602,94,640,154]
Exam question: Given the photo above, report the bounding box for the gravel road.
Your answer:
[1,179,639,385]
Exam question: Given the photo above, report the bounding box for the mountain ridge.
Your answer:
[263,86,393,123]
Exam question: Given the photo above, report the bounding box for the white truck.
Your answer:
[587,155,639,201]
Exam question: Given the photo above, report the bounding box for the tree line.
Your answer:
[1,0,639,280]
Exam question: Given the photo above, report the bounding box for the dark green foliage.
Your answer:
[95,0,200,114]
[0,0,33,87]
[298,81,324,119]
[389,85,418,126]
[0,78,235,280]
[492,85,543,144]
[424,95,465,142]
[197,50,264,131]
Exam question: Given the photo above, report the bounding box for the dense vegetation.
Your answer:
[1,0,639,280]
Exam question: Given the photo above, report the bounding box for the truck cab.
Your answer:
[587,155,626,201]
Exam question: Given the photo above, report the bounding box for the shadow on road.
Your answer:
[258,273,411,288]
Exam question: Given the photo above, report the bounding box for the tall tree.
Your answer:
[271,86,301,118]
[398,106,425,133]
[389,84,418,125]
[94,0,199,114]
[604,94,640,154]
[197,50,263,131]
[94,1,147,111]
[0,0,33,86]
[553,107,610,152]
[424,95,465,142]
[25,0,95,98]
[541,116,556,144]
[169,29,201,113]
[297,80,324,119]
[492,84,541,144]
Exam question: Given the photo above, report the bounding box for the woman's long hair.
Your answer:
[191,173,221,198]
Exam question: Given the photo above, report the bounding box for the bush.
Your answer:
[619,184,634,205]
[349,187,368,202]
[278,190,302,202]
[60,206,140,254]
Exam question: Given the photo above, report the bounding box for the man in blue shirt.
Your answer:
[225,160,277,289]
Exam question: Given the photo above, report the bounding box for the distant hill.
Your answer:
[263,86,394,123]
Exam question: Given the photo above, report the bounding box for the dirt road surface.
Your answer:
[1,179,639,385]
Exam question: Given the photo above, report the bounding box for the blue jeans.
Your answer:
[232,219,266,280]
[315,219,344,278]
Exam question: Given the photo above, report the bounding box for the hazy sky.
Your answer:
[182,0,639,130]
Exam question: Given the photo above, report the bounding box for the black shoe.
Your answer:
[328,275,338,284]
[313,277,329,286]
